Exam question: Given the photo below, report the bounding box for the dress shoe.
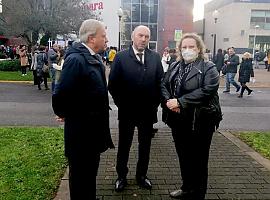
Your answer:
[114,178,127,192]
[248,90,253,95]
[223,90,230,93]
[238,94,243,98]
[169,189,191,199]
[236,86,241,92]
[136,176,152,189]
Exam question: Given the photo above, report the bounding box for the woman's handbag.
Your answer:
[42,64,49,73]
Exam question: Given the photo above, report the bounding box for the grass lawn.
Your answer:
[234,131,270,160]
[0,71,34,81]
[0,127,67,200]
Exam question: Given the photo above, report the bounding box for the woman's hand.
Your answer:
[166,98,180,113]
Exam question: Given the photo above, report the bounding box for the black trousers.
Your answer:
[68,153,100,200]
[116,118,153,178]
[21,66,27,74]
[172,124,214,199]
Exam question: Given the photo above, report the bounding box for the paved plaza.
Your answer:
[0,68,270,199]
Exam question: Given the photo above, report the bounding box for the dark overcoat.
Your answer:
[238,58,254,83]
[108,46,164,121]
[52,43,114,157]
[161,59,221,131]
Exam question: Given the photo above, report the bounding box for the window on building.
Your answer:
[141,3,149,22]
[223,38,229,42]
[149,24,157,41]
[132,4,140,22]
[150,0,158,4]
[249,35,270,52]
[123,3,131,22]
[121,0,158,49]
[250,10,270,30]
[150,4,158,23]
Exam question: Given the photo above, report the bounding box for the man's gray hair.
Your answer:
[79,19,104,43]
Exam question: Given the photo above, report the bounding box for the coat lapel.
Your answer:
[129,47,142,65]
[185,60,203,82]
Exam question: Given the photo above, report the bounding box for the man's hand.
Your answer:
[55,116,65,122]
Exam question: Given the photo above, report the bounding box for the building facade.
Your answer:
[87,0,194,53]
[203,0,270,54]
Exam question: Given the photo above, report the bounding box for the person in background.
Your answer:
[108,46,117,67]
[213,48,224,74]
[223,47,241,93]
[52,48,65,87]
[238,52,254,98]
[36,46,49,90]
[267,50,270,72]
[109,25,164,192]
[52,19,114,200]
[18,45,29,76]
[30,46,39,85]
[48,43,60,93]
[161,33,221,200]
[161,47,170,73]
[166,48,177,68]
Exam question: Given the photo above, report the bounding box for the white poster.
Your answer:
[83,0,121,48]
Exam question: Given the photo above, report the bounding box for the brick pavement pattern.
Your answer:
[55,129,270,200]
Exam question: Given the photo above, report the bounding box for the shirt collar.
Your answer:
[132,45,145,56]
[82,43,96,55]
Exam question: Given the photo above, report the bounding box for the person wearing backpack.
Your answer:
[161,33,221,200]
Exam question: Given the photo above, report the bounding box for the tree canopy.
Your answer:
[0,0,94,45]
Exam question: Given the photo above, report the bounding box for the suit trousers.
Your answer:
[68,152,100,200]
[172,124,214,199]
[116,118,153,178]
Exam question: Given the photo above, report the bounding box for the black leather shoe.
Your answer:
[169,189,190,199]
[223,90,230,93]
[115,178,127,192]
[136,176,152,189]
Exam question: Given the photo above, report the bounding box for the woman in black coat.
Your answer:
[238,52,254,98]
[161,33,221,200]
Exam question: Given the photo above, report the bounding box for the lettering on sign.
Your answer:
[82,2,104,11]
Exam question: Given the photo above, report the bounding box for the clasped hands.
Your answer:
[166,98,180,113]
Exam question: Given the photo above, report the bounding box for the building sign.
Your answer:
[81,2,104,11]
[174,30,182,41]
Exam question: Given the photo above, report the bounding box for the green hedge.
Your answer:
[0,59,21,71]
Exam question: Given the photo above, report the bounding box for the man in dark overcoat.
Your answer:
[52,19,114,200]
[108,25,164,191]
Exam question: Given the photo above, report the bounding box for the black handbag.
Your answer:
[221,64,227,75]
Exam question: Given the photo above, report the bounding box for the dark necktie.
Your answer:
[137,53,143,63]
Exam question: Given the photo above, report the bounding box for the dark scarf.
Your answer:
[173,60,199,97]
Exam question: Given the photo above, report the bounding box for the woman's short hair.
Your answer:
[79,19,105,43]
[177,33,206,61]
[243,52,251,59]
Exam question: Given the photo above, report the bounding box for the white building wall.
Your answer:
[204,2,270,52]
[87,0,121,48]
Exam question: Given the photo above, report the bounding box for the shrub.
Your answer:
[0,59,21,71]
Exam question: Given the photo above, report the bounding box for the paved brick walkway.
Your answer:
[55,129,270,200]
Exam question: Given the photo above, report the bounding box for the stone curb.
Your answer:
[220,131,270,171]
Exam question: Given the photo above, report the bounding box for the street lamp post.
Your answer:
[212,10,219,59]
[117,7,123,51]
[252,25,260,58]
